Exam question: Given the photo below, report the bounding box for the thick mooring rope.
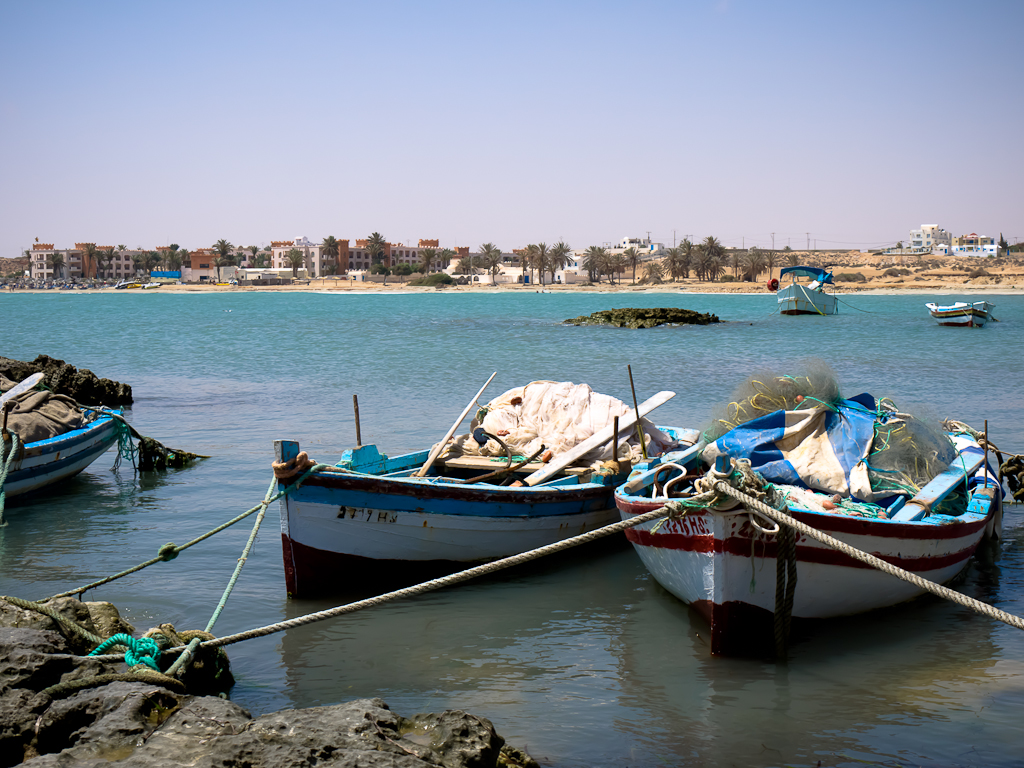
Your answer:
[157,503,681,652]
[0,431,22,528]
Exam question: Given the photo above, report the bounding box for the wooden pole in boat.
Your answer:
[353,395,362,448]
[984,419,988,488]
[612,415,619,467]
[414,372,498,477]
[627,365,648,460]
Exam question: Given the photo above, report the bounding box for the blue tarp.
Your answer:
[702,394,882,500]
[779,265,834,284]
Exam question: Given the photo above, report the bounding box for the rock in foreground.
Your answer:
[564,307,720,328]
[0,624,536,768]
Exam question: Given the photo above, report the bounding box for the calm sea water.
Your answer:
[2,289,1023,767]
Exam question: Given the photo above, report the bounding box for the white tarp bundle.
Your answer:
[443,381,676,465]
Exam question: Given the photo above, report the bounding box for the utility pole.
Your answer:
[806,233,810,250]
[673,230,676,247]
[771,233,775,253]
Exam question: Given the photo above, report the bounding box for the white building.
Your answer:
[909,225,952,253]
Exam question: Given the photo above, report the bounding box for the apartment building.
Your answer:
[29,243,139,280]
[909,225,952,253]
[952,233,997,255]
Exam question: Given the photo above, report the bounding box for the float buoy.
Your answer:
[767,278,779,291]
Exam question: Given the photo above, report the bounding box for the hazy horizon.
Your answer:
[2,1,1021,259]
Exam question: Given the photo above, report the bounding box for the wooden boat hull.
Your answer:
[777,283,837,315]
[276,440,622,597]
[925,301,992,328]
[3,414,118,498]
[617,490,997,655]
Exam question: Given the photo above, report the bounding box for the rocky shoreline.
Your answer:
[0,356,132,406]
[0,598,536,767]
[564,307,720,328]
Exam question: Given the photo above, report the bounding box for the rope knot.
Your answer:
[90,633,162,671]
[157,542,179,561]
[272,451,315,479]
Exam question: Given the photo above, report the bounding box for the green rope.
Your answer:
[165,474,277,679]
[0,431,20,527]
[108,414,139,472]
[90,633,161,670]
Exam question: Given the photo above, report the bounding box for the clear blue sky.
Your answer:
[2,1,1021,257]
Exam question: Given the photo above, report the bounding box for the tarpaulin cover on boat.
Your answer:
[0,375,85,443]
[444,380,676,465]
[700,393,896,502]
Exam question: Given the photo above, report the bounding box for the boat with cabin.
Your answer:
[774,266,837,315]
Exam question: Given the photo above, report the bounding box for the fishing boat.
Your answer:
[774,266,837,315]
[925,300,994,328]
[1,375,120,500]
[275,380,682,597]
[613,371,1002,655]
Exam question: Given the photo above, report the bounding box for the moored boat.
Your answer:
[776,266,837,315]
[275,381,683,597]
[613,370,1002,655]
[1,375,120,500]
[925,300,993,327]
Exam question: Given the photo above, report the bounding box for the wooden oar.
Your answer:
[523,390,675,486]
[890,447,986,522]
[0,372,44,407]
[414,372,498,477]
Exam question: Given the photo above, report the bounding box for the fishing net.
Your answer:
[701,362,956,499]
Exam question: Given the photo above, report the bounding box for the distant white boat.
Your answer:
[925,301,993,328]
[775,266,837,315]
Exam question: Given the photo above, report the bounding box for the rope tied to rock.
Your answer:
[90,633,161,671]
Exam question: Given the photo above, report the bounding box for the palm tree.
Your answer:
[583,246,606,283]
[520,245,537,284]
[680,239,694,278]
[478,243,501,282]
[164,250,183,273]
[641,261,665,284]
[438,248,455,270]
[143,251,161,277]
[47,251,66,280]
[454,257,477,275]
[418,247,438,275]
[548,241,572,284]
[366,232,387,266]
[80,243,97,279]
[286,248,304,278]
[248,245,260,266]
[744,248,767,282]
[131,254,145,278]
[700,236,725,282]
[178,249,190,275]
[98,247,115,279]
[605,253,626,284]
[322,236,340,273]
[530,242,549,285]
[622,246,641,284]
[765,248,778,281]
[664,247,686,282]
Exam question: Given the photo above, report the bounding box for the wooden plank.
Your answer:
[414,372,497,477]
[522,390,676,487]
[890,448,985,522]
[440,455,591,476]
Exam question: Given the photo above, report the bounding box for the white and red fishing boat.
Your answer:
[614,373,1003,655]
[925,300,994,327]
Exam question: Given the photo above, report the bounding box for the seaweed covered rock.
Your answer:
[0,356,131,406]
[564,307,720,328]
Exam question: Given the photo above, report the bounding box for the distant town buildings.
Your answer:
[903,224,997,256]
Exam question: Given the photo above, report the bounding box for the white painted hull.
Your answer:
[777,283,837,315]
[925,301,992,328]
[4,416,118,497]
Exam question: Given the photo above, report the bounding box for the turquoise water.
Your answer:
[2,289,1023,767]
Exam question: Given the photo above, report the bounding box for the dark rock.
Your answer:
[0,356,132,406]
[0,599,100,656]
[564,307,720,328]
[0,617,533,768]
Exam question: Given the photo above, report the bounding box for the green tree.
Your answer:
[366,232,387,265]
[97,247,115,279]
[248,245,260,265]
[164,249,183,273]
[743,248,767,282]
[418,247,438,275]
[664,247,687,281]
[530,242,549,285]
[438,248,455,269]
[605,253,626,284]
[286,248,304,278]
[697,236,725,282]
[478,242,502,281]
[322,236,340,273]
[999,233,1009,256]
[583,246,606,283]
[622,246,641,284]
[214,239,233,262]
[641,261,664,284]
[454,257,477,275]
[393,263,413,282]
[79,243,97,279]
[370,262,392,285]
[548,241,572,284]
[47,251,66,280]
